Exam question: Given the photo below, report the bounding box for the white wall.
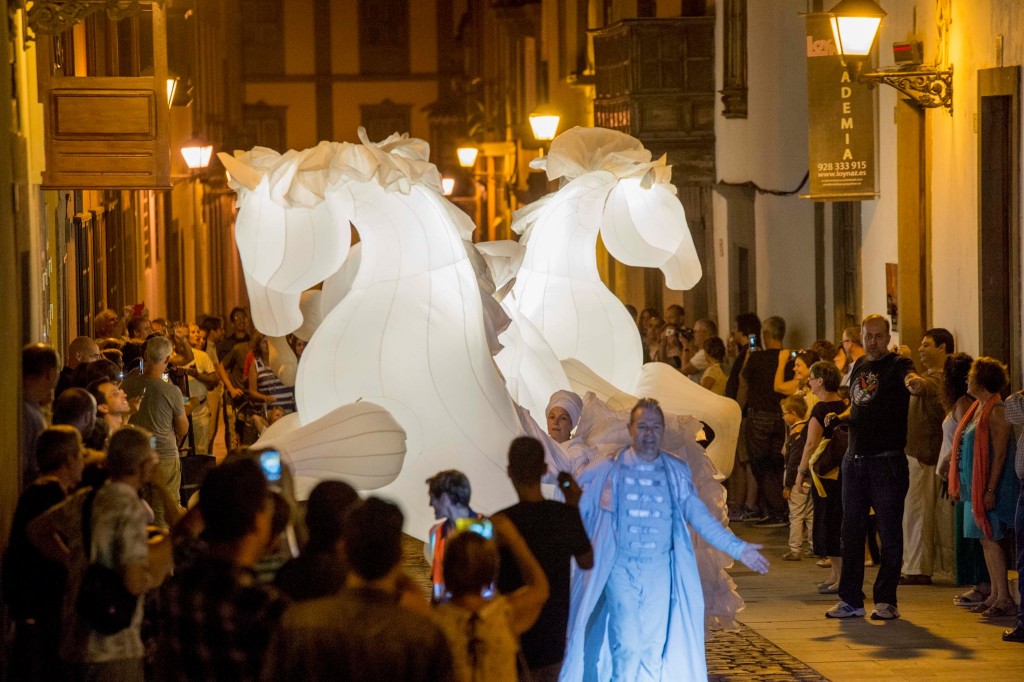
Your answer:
[715,0,817,347]
[871,0,1024,367]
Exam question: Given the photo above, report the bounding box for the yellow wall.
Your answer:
[410,2,438,72]
[331,81,438,142]
[245,83,320,150]
[331,1,359,73]
[284,0,317,74]
[249,0,440,149]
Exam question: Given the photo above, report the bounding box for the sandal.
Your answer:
[954,589,991,607]
[969,600,995,614]
[980,600,1018,618]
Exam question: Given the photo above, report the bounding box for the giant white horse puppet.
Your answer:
[220,131,528,536]
[501,127,740,477]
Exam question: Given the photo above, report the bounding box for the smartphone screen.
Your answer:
[161,372,170,383]
[748,334,758,352]
[790,350,798,359]
[259,449,282,482]
[455,516,493,539]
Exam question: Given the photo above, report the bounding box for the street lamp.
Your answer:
[180,137,214,172]
[828,0,953,113]
[456,145,479,169]
[441,177,456,196]
[166,77,178,108]
[528,105,560,143]
[828,0,884,59]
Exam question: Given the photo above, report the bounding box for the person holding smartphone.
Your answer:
[424,470,483,603]
[493,437,592,681]
[432,516,550,682]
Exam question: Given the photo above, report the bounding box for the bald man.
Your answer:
[56,337,101,397]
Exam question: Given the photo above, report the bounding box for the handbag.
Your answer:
[75,487,138,635]
[812,424,848,477]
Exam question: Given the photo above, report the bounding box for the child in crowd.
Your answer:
[700,337,728,395]
[781,393,811,561]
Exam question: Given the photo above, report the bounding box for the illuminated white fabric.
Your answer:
[561,358,737,475]
[223,130,528,538]
[508,127,702,392]
[257,401,406,496]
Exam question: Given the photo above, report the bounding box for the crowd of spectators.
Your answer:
[5,389,597,681]
[636,304,1021,637]
[4,299,1021,682]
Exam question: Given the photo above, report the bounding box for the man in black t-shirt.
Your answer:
[495,437,593,681]
[740,315,791,526]
[824,314,919,622]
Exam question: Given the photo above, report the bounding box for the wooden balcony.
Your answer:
[592,18,715,184]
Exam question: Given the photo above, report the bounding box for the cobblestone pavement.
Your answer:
[706,626,827,681]
[402,535,829,680]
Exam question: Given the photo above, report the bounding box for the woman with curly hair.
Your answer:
[949,356,1019,617]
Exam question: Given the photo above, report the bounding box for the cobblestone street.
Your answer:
[706,626,826,681]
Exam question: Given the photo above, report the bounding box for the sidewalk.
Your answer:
[730,524,1023,681]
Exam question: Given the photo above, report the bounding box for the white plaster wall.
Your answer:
[715,0,817,347]
[872,1,1024,367]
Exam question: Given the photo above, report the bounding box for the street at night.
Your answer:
[1,1,1022,681]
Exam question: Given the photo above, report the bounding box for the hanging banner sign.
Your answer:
[803,14,877,201]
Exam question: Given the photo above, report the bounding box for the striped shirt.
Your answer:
[254,358,296,413]
[1002,392,1024,479]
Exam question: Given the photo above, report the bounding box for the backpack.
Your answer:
[75,487,138,635]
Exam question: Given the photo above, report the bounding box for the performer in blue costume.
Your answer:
[560,398,769,681]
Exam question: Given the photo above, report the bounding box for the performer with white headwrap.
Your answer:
[546,390,584,444]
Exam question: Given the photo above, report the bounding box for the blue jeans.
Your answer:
[838,452,909,609]
[1016,478,1024,627]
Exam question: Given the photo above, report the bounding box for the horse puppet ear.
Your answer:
[599,180,702,291]
[218,151,264,191]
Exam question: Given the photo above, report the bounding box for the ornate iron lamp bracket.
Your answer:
[17,0,163,42]
[858,64,954,115]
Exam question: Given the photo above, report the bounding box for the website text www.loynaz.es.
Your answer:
[818,168,868,179]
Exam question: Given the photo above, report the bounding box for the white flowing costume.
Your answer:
[560,447,750,682]
[566,393,746,632]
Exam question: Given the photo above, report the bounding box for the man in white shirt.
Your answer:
[177,323,219,455]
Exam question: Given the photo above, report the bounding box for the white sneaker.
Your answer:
[825,601,866,618]
[870,603,900,620]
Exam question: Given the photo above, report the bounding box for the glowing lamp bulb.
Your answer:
[828,0,886,59]
[528,114,561,142]
[456,146,479,168]
[181,139,214,170]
